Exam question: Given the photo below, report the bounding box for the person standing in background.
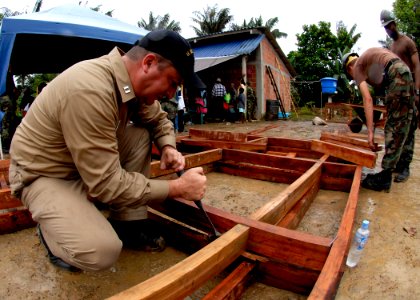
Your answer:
[246,83,257,121]
[159,96,178,132]
[37,82,47,95]
[381,10,420,129]
[236,87,246,123]
[176,87,186,133]
[19,87,35,117]
[226,83,237,122]
[211,78,226,121]
[195,89,207,124]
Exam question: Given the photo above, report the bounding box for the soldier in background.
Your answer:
[380,10,420,128]
[159,96,178,132]
[246,83,257,121]
[343,49,417,191]
[0,96,14,153]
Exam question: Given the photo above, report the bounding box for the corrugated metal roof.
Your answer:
[195,55,239,72]
[192,34,264,58]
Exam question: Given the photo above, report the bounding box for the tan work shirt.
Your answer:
[10,47,175,208]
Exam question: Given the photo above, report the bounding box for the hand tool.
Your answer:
[176,170,221,239]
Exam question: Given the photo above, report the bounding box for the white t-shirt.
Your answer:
[177,95,185,111]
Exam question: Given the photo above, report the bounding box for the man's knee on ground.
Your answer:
[69,235,122,271]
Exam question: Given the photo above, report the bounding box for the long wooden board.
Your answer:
[1,128,365,299]
[311,139,377,168]
[108,224,249,300]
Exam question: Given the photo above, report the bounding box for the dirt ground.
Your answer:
[0,118,419,299]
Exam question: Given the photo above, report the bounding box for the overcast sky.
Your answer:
[2,0,394,55]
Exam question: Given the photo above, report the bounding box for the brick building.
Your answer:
[188,27,297,120]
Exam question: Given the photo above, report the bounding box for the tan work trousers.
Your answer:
[16,125,152,271]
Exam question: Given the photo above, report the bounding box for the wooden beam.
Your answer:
[0,159,10,184]
[222,149,315,173]
[202,260,257,300]
[308,166,362,299]
[246,137,268,144]
[107,224,249,300]
[265,137,313,149]
[217,162,304,185]
[249,157,325,224]
[181,138,267,152]
[0,189,22,210]
[277,178,319,229]
[320,132,373,150]
[0,208,37,234]
[150,199,331,271]
[311,139,377,168]
[150,149,222,177]
[189,129,248,142]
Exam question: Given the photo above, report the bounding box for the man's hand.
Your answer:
[160,145,185,171]
[367,130,376,151]
[168,167,206,201]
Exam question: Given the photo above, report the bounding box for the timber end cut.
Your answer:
[311,139,377,168]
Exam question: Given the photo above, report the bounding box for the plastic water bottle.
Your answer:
[346,220,370,267]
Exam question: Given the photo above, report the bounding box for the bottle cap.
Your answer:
[361,220,370,229]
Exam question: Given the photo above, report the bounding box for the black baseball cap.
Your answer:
[135,30,205,89]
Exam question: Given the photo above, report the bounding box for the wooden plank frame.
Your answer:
[108,132,364,299]
[0,129,369,299]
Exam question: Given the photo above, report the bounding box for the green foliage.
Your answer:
[288,106,317,121]
[230,16,287,39]
[378,36,393,49]
[393,0,419,48]
[288,21,361,107]
[191,5,233,36]
[90,5,114,17]
[138,12,181,32]
[14,74,56,95]
[0,7,21,25]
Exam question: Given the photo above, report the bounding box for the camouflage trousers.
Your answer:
[247,98,256,120]
[382,61,417,170]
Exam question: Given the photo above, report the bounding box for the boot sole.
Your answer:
[394,176,409,183]
[361,182,391,193]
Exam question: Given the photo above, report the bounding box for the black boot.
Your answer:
[109,219,166,252]
[361,169,392,193]
[394,167,410,183]
[37,225,81,272]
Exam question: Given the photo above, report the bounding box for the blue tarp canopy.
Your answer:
[0,4,148,95]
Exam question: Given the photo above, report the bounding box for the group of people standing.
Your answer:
[342,10,419,193]
[210,77,257,124]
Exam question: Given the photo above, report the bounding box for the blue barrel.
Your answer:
[320,77,337,94]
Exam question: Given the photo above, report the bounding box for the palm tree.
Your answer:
[378,36,393,49]
[230,16,287,39]
[0,7,21,22]
[191,5,233,36]
[138,12,181,32]
[335,22,361,50]
[90,5,114,17]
